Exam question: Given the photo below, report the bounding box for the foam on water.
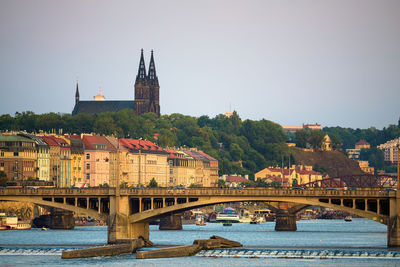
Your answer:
[196,248,400,259]
[0,247,66,255]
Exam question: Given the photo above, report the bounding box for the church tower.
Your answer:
[134,49,160,117]
[134,49,150,116]
[148,50,160,117]
[75,80,80,105]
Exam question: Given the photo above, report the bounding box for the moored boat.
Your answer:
[344,216,352,222]
[216,207,240,224]
[0,213,31,230]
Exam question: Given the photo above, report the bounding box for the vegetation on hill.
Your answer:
[291,148,363,177]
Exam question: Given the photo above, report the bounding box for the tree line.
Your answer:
[1,110,399,175]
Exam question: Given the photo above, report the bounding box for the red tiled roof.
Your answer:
[197,151,218,162]
[355,140,370,146]
[118,139,162,152]
[41,136,59,146]
[226,176,248,182]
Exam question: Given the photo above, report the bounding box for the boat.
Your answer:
[195,216,206,226]
[41,227,48,231]
[0,213,31,230]
[249,216,263,224]
[344,216,352,222]
[223,223,232,226]
[253,209,274,222]
[216,207,240,224]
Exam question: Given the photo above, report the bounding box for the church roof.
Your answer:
[72,100,135,115]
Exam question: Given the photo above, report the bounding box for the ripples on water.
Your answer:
[0,219,398,266]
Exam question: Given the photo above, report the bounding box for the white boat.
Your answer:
[195,216,206,226]
[216,207,240,223]
[0,213,31,230]
[344,216,352,222]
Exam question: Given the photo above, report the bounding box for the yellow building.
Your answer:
[355,140,371,150]
[255,165,323,186]
[63,137,84,186]
[118,139,170,187]
[255,167,297,187]
[358,160,374,174]
[321,134,332,151]
[166,148,219,187]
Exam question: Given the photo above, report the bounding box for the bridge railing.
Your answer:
[0,187,393,198]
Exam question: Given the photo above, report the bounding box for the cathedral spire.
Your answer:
[136,49,147,81]
[148,50,158,82]
[75,80,80,105]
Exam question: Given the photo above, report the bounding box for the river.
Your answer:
[0,218,399,266]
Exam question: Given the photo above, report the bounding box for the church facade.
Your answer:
[72,50,160,117]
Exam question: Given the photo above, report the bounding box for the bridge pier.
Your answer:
[159,214,183,230]
[275,209,297,231]
[50,208,74,230]
[388,194,400,247]
[108,196,149,244]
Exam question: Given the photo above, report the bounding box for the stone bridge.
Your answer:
[1,187,399,247]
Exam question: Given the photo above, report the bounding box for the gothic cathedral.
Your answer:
[134,49,160,116]
[72,50,160,117]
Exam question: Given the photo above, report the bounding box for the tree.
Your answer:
[292,178,298,187]
[217,179,226,188]
[0,171,7,186]
[295,129,310,148]
[329,133,342,150]
[120,181,128,188]
[230,143,243,161]
[189,183,202,188]
[148,178,158,188]
[308,130,325,150]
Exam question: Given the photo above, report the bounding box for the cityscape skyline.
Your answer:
[0,0,399,129]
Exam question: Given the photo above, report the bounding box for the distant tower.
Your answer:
[75,80,80,105]
[148,50,160,116]
[134,49,150,116]
[134,49,160,117]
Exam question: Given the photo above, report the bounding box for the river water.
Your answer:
[0,218,399,266]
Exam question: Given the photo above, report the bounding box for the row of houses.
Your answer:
[0,133,219,188]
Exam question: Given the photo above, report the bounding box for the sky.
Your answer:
[0,0,399,129]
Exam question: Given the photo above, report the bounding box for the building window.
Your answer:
[169,160,173,166]
[170,169,173,174]
[86,173,90,179]
[169,177,173,183]
[86,164,90,170]
[86,154,90,160]
[13,152,19,157]
[0,152,4,157]
[0,162,3,167]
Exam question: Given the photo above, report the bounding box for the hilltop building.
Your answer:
[72,50,160,117]
[378,137,400,164]
[346,140,371,160]
[282,123,322,133]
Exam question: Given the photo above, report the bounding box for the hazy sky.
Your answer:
[0,0,399,129]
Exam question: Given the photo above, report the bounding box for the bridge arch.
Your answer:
[129,195,388,225]
[0,196,108,221]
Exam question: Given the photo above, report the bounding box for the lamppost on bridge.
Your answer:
[396,139,399,190]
